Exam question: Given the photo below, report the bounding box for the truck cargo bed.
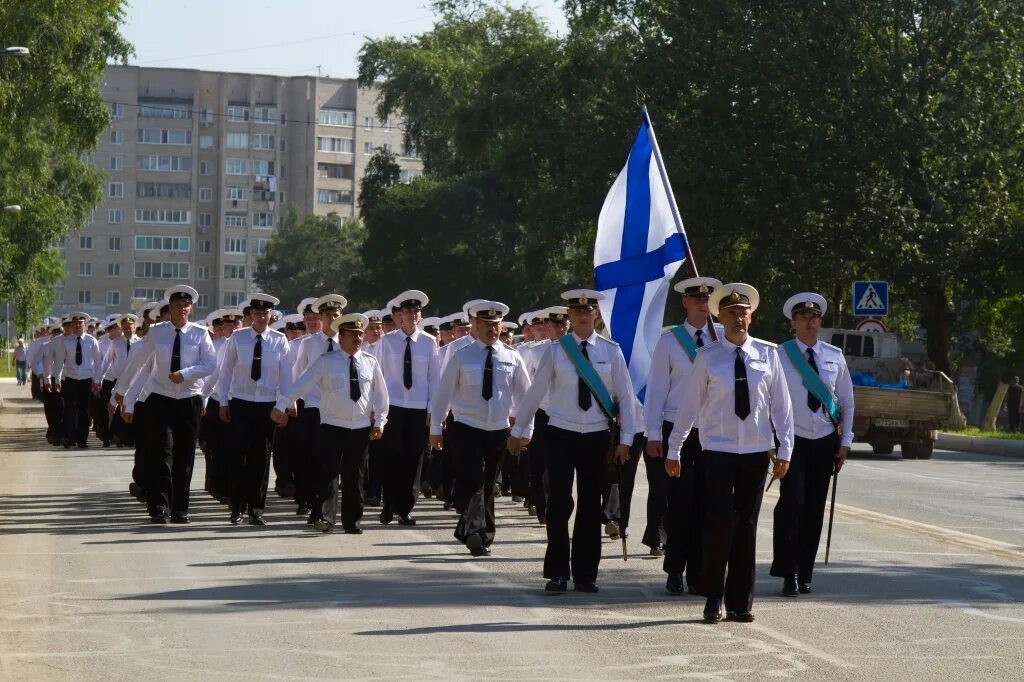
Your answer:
[853,386,953,424]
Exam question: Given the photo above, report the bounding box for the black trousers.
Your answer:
[144,393,202,516]
[701,450,770,613]
[544,425,611,584]
[382,405,427,518]
[95,379,116,444]
[771,432,838,583]
[294,402,320,509]
[61,377,93,446]
[526,410,550,516]
[643,422,672,550]
[423,445,443,492]
[364,438,384,502]
[200,398,225,498]
[272,408,300,493]
[131,399,150,489]
[31,372,43,401]
[1009,408,1021,433]
[316,424,371,528]
[43,381,64,441]
[664,427,705,588]
[227,399,276,515]
[600,433,644,533]
[452,422,508,547]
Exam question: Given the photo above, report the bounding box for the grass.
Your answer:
[953,427,1024,441]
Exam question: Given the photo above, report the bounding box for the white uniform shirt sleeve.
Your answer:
[643,335,673,438]
[768,348,795,461]
[666,350,708,460]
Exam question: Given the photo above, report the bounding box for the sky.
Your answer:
[119,0,570,79]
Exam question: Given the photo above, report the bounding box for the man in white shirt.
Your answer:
[98,314,138,447]
[119,286,217,523]
[92,317,121,446]
[771,292,855,597]
[430,301,532,556]
[645,276,723,593]
[508,290,637,594]
[52,312,102,449]
[361,309,386,507]
[377,290,439,526]
[218,294,290,525]
[41,323,66,445]
[27,325,50,401]
[273,313,388,534]
[270,311,308,499]
[666,283,794,624]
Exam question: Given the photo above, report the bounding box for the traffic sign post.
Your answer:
[853,281,888,317]
[856,318,888,333]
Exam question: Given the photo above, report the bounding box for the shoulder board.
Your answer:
[753,339,778,349]
[820,340,842,353]
[596,335,619,347]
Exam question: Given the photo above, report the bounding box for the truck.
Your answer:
[818,328,960,459]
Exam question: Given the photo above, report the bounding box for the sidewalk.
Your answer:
[937,431,1024,459]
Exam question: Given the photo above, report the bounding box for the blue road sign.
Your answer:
[853,281,888,317]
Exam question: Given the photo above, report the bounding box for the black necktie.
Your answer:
[695,329,704,348]
[403,337,413,389]
[806,348,821,412]
[251,334,262,381]
[125,337,131,355]
[482,345,493,401]
[170,328,181,372]
[578,340,592,411]
[327,337,334,353]
[349,354,361,401]
[734,348,750,420]
[75,338,82,366]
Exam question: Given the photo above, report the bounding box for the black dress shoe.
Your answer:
[574,582,599,593]
[296,506,311,516]
[545,577,568,593]
[379,504,394,525]
[314,518,333,533]
[666,573,685,595]
[649,543,665,557]
[306,511,318,526]
[398,515,416,526]
[687,584,701,595]
[170,513,190,524]
[466,533,490,556]
[604,521,620,539]
[726,610,755,623]
[343,524,363,534]
[249,515,267,526]
[229,511,242,524]
[782,575,799,597]
[364,496,380,507]
[150,514,170,525]
[799,582,812,594]
[537,515,547,525]
[703,598,723,624]
[421,484,433,499]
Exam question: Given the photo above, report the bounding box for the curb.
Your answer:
[937,432,1024,459]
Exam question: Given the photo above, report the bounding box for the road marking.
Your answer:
[943,602,1024,624]
[747,622,856,669]
[851,463,1024,496]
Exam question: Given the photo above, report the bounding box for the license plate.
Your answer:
[875,418,909,428]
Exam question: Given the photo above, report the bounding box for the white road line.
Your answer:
[747,622,856,669]
[851,463,1024,496]
[942,602,1024,624]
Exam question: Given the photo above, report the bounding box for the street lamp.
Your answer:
[2,47,30,57]
[3,205,21,213]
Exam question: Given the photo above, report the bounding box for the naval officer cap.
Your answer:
[784,292,828,320]
[501,321,519,330]
[452,313,470,327]
[709,283,760,316]
[281,313,304,330]
[297,297,319,315]
[204,310,223,326]
[246,293,280,312]
[363,309,383,324]
[561,289,605,310]
[546,306,570,323]
[270,319,286,332]
[103,315,120,330]
[673,276,723,297]
[220,308,244,323]
[165,285,198,305]
[394,290,429,310]
[331,313,369,334]
[420,316,442,331]
[438,314,455,331]
[314,294,348,313]
[468,301,510,321]
[51,320,64,330]
[118,313,140,325]
[68,311,89,322]
[148,299,170,321]
[462,298,488,317]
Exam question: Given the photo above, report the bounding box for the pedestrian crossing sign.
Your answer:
[852,281,888,317]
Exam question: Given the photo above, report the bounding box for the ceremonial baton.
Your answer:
[824,460,839,564]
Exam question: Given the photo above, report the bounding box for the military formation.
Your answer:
[22,278,854,624]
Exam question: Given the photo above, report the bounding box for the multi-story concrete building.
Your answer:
[54,65,423,318]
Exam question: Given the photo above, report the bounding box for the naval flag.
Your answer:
[594,114,687,400]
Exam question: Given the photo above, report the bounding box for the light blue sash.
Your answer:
[670,325,699,362]
[782,339,841,426]
[558,336,617,421]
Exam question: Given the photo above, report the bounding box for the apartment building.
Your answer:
[54,65,423,318]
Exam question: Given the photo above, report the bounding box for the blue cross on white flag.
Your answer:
[594,116,687,400]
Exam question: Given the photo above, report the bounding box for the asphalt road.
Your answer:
[1,380,1022,680]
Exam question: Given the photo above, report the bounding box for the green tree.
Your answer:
[358,149,401,220]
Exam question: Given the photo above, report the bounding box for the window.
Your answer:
[251,188,273,202]
[108,182,123,198]
[199,187,212,202]
[280,138,286,152]
[226,158,249,175]
[381,143,392,153]
[110,156,124,171]
[136,155,192,172]
[134,235,190,252]
[134,261,190,279]
[79,262,92,277]
[108,263,120,277]
[199,213,212,228]
[399,169,424,184]
[223,291,246,306]
[106,291,121,306]
[279,191,286,204]
[319,109,354,126]
[365,116,375,130]
[196,294,209,309]
[363,142,374,155]
[316,189,352,204]
[110,102,124,119]
[137,101,192,119]
[108,209,122,224]
[199,135,213,149]
[198,240,211,254]
[200,160,212,175]
[87,210,96,225]
[79,290,91,304]
[201,109,212,124]
[197,265,210,280]
[401,142,421,159]
[80,236,93,250]
[227,105,249,122]
[133,288,161,300]
[226,132,248,149]
[317,136,354,153]
[253,106,276,124]
[252,159,274,176]
[224,238,247,254]
[134,208,190,225]
[382,119,392,133]
[252,238,268,255]
[252,133,274,150]
[110,130,124,145]
[108,236,121,251]
[317,163,353,179]
[223,264,246,279]
[225,186,248,201]
[253,211,273,228]
[137,128,192,145]
[136,182,190,199]
[224,212,247,227]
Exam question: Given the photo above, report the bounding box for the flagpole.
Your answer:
[642,104,718,341]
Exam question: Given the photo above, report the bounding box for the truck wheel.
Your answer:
[901,442,919,459]
[915,440,934,460]
[871,441,894,455]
